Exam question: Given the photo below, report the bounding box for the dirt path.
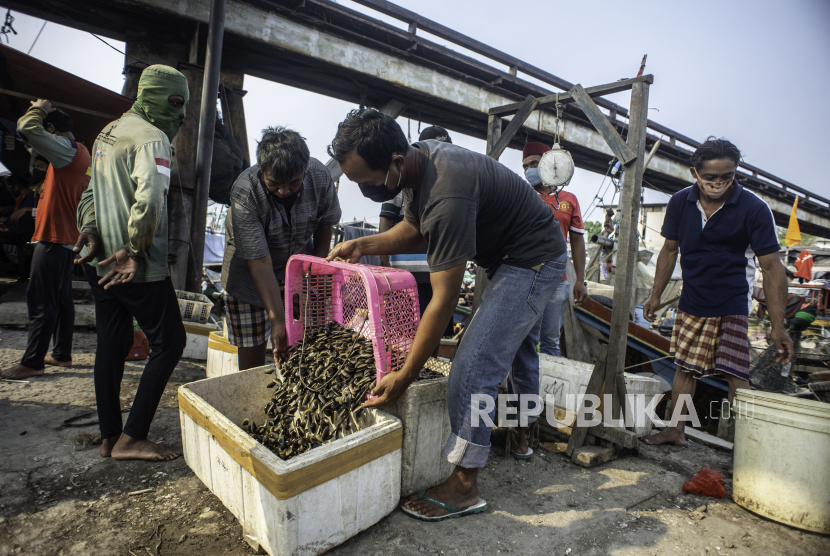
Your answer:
[1,327,828,556]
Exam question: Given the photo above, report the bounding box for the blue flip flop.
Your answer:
[490,429,534,460]
[401,491,488,522]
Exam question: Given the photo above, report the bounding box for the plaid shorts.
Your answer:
[224,293,270,348]
[671,309,751,381]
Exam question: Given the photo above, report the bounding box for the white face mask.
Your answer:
[525,167,542,186]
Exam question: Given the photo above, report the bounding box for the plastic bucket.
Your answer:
[732,389,830,533]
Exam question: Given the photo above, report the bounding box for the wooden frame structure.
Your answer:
[485,74,654,454]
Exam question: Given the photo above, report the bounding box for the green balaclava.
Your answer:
[130,65,190,142]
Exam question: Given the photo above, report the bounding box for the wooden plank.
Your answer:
[486,95,538,160]
[605,80,651,421]
[587,424,638,449]
[652,421,733,452]
[488,75,654,116]
[566,346,608,457]
[569,84,636,166]
[485,114,503,158]
[0,87,122,119]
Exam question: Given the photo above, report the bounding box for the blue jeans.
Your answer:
[539,280,571,357]
[443,254,567,469]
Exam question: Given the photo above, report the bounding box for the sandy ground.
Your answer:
[0,324,828,556]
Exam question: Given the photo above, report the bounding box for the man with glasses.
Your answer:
[642,137,793,451]
[221,127,341,370]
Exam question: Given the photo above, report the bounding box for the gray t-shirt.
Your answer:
[222,158,341,307]
[403,140,565,274]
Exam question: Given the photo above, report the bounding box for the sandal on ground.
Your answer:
[400,491,487,522]
[490,429,534,460]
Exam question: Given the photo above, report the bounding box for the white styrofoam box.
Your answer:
[179,367,402,556]
[387,358,453,497]
[183,322,221,361]
[206,331,239,378]
[535,355,663,435]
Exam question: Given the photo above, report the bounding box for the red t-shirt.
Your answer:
[794,250,813,281]
[32,141,91,245]
[538,190,584,280]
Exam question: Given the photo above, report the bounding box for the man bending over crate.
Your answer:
[222,127,341,370]
[74,65,189,461]
[327,109,568,521]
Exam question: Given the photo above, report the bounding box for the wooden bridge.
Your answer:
[10,0,830,239]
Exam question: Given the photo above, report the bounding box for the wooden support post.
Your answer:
[485,114,503,158]
[168,65,205,290]
[569,84,636,166]
[566,346,608,456]
[486,95,538,160]
[489,75,653,116]
[605,80,650,421]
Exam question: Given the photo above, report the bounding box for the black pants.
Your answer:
[21,242,75,368]
[84,264,186,440]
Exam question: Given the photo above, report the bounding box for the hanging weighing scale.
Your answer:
[536,96,575,208]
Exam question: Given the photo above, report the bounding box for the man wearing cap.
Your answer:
[522,142,588,356]
[75,65,190,462]
[378,126,454,348]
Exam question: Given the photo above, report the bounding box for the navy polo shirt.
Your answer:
[661,182,779,317]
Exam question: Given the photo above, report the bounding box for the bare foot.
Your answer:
[44,355,72,367]
[111,434,180,461]
[0,364,45,380]
[641,427,686,446]
[402,471,479,518]
[99,435,119,458]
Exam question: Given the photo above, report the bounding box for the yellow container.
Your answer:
[206,331,238,378]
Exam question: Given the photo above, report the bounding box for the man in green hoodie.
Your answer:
[75,65,189,462]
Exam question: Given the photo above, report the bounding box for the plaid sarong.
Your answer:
[671,309,751,381]
[224,293,270,348]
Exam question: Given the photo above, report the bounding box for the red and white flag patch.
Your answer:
[155,157,171,177]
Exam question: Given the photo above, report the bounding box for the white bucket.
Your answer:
[733,389,830,533]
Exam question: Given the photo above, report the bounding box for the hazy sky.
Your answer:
[7,0,830,225]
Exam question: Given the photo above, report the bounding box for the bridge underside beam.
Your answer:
[12,0,830,236]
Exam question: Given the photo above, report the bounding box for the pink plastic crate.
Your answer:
[284,255,420,384]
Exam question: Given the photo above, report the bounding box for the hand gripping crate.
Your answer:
[284,255,420,384]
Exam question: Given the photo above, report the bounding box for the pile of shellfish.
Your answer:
[241,322,450,460]
[241,323,377,460]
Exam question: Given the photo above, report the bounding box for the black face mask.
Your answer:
[358,165,402,202]
[31,169,47,183]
